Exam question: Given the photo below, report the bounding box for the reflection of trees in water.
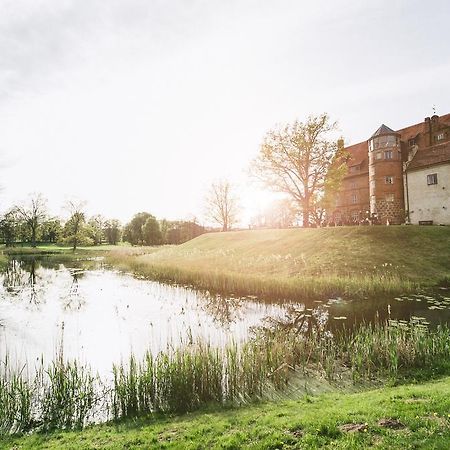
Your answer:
[259,304,330,338]
[0,257,86,310]
[2,258,42,304]
[201,294,245,327]
[60,269,86,311]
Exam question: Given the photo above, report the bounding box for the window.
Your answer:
[385,193,394,203]
[351,193,358,204]
[427,173,438,185]
[384,150,393,159]
[385,176,394,184]
[351,181,357,189]
[437,133,445,141]
[376,152,382,160]
[351,211,359,221]
[408,138,416,147]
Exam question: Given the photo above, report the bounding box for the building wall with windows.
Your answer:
[406,162,450,225]
[329,113,450,225]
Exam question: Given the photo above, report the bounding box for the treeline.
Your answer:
[0,195,204,248]
[122,212,205,246]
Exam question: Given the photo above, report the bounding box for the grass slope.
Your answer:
[3,376,450,449]
[108,226,450,300]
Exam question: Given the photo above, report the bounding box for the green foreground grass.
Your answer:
[107,226,450,300]
[3,376,450,449]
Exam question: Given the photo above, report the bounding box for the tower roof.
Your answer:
[371,124,396,138]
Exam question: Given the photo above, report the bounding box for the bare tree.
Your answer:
[15,193,48,247]
[205,180,239,231]
[250,114,339,227]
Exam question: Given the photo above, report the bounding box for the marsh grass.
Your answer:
[0,357,32,434]
[107,255,418,302]
[1,321,450,435]
[38,356,97,430]
[106,226,450,300]
[110,321,450,420]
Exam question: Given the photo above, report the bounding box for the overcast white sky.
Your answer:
[1,0,449,224]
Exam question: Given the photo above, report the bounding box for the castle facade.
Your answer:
[331,113,450,225]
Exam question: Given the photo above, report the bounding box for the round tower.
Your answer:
[368,125,405,224]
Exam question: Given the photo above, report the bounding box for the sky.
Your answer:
[0,0,449,225]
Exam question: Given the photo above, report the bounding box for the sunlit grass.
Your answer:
[107,226,450,300]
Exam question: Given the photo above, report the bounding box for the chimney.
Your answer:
[424,117,432,146]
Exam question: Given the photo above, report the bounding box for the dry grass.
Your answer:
[107,226,450,300]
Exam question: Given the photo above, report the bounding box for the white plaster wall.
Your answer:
[407,163,450,225]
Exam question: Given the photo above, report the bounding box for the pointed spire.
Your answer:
[371,124,396,138]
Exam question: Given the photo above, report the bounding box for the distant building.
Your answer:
[330,113,450,225]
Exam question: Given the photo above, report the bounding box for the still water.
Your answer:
[0,256,449,375]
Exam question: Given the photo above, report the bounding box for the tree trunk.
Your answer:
[302,198,310,228]
[31,226,37,248]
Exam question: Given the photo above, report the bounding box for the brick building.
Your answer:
[330,113,450,225]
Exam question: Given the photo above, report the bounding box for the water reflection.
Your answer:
[262,303,330,337]
[1,256,449,376]
[0,257,88,310]
[0,257,292,375]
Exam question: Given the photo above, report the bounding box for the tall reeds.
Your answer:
[1,321,450,435]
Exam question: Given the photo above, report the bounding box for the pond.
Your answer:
[1,256,449,375]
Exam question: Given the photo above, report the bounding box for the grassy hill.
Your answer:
[108,226,450,300]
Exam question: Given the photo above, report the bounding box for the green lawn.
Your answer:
[3,376,450,449]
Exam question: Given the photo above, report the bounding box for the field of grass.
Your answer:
[107,226,450,300]
[3,375,450,449]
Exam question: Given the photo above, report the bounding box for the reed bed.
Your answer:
[107,254,418,301]
[1,321,449,435]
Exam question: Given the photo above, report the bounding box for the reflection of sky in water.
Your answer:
[1,258,449,376]
[0,260,289,375]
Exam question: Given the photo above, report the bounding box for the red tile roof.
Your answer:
[343,113,450,178]
[407,142,450,171]
[396,113,450,142]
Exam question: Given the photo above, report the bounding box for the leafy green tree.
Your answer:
[62,201,92,251]
[104,219,122,245]
[163,220,205,244]
[251,114,339,227]
[143,216,162,245]
[123,212,152,245]
[88,215,106,245]
[0,210,18,246]
[313,138,350,225]
[40,218,62,243]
